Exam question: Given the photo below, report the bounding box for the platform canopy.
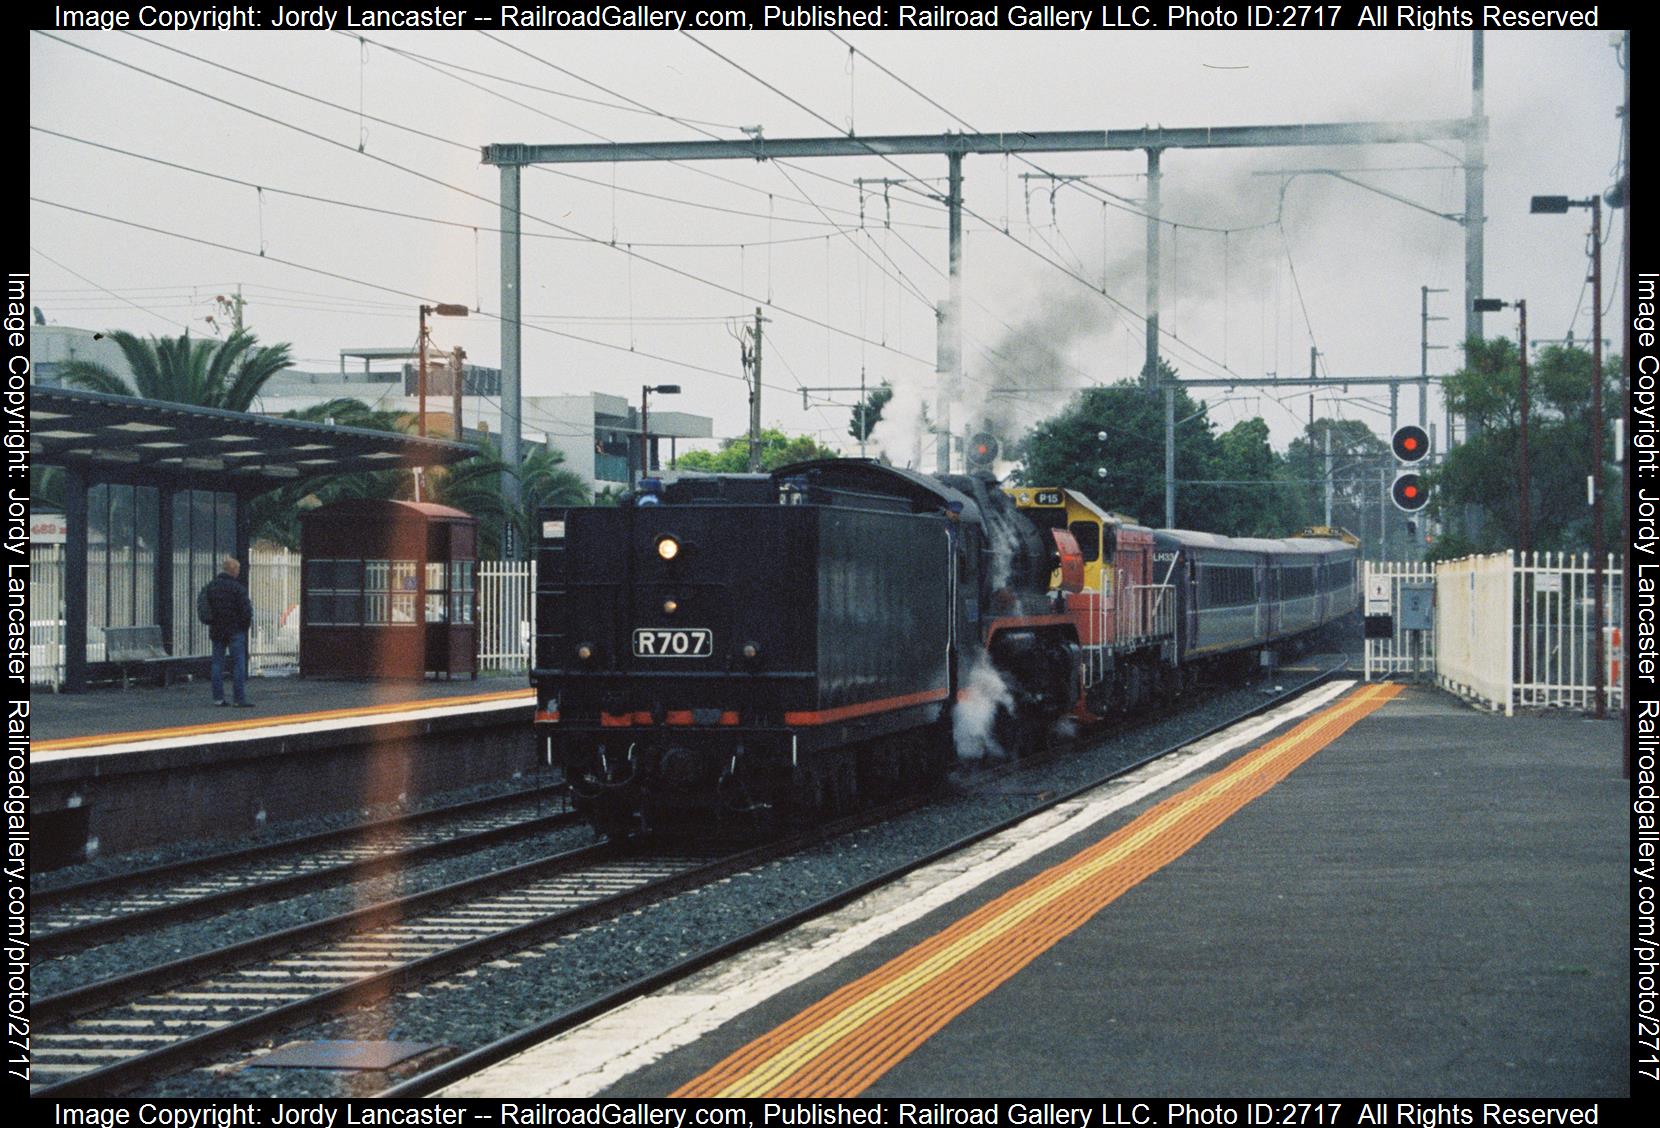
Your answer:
[31,385,472,486]
[29,384,477,693]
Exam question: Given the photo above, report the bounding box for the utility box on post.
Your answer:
[1399,583,1435,632]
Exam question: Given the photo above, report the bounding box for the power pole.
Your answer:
[1164,383,1175,528]
[1421,285,1448,431]
[1308,346,1319,432]
[937,151,964,475]
[1517,299,1530,557]
[450,346,467,442]
[232,284,244,333]
[743,307,768,472]
[1323,427,1333,527]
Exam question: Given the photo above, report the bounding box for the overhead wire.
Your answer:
[685,33,1238,381]
[29,246,194,330]
[32,195,812,405]
[34,32,935,370]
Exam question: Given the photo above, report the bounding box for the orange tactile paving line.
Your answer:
[32,688,534,753]
[675,681,1403,1098]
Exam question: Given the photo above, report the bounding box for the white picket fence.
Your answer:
[1513,552,1624,713]
[32,544,1626,710]
[248,547,303,675]
[1364,551,1624,716]
[1362,560,1437,682]
[28,548,540,688]
[478,560,536,673]
[29,543,65,688]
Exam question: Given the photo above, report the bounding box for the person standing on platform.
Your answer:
[201,555,254,707]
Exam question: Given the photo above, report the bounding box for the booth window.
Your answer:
[425,561,449,624]
[390,560,418,623]
[305,559,364,625]
[449,560,475,624]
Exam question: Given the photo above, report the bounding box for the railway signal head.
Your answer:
[1391,424,1430,464]
[967,431,998,468]
[1392,472,1429,513]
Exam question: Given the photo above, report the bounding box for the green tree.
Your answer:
[1427,339,1621,559]
[1284,417,1391,545]
[59,328,293,411]
[424,444,591,560]
[1213,417,1292,537]
[247,398,410,547]
[674,429,839,473]
[848,382,893,444]
[1013,373,1232,531]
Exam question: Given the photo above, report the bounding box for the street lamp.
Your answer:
[417,303,469,438]
[639,384,681,487]
[1472,297,1529,558]
[1530,193,1606,717]
[412,303,468,503]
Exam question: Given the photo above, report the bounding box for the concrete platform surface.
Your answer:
[30,672,530,747]
[445,683,1627,1098]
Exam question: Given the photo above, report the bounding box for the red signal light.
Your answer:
[1391,424,1430,464]
[1391,472,1429,512]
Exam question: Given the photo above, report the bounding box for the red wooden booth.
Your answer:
[299,499,479,679]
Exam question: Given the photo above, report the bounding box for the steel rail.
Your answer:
[383,662,1350,1097]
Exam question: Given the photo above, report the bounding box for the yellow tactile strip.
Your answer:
[32,688,534,753]
[675,681,1403,1098]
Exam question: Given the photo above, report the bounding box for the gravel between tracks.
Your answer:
[30,768,565,896]
[126,660,1348,1099]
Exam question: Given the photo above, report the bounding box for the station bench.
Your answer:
[101,625,195,689]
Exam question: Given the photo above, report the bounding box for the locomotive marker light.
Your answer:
[1391,472,1429,513]
[1390,423,1430,464]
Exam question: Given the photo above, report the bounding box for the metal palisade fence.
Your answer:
[1512,551,1624,713]
[478,559,536,673]
[28,547,539,689]
[1362,559,1437,683]
[1365,551,1624,715]
[34,546,1623,708]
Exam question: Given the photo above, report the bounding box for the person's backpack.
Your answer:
[196,584,214,626]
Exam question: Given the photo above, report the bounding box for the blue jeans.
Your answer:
[211,632,248,704]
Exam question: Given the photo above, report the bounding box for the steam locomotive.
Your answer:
[532,459,1358,835]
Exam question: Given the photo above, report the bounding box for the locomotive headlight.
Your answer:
[655,535,680,561]
[741,641,761,660]
[575,642,596,662]
[663,598,679,615]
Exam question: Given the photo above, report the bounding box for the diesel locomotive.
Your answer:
[532,459,1358,835]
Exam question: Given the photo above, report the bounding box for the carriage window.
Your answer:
[1200,564,1256,607]
[1282,567,1315,598]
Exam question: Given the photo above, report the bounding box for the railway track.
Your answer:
[32,784,575,956]
[29,840,724,1095]
[383,662,1352,1098]
[31,662,1350,1097]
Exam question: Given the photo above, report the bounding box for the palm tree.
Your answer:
[59,328,293,411]
[424,443,590,558]
[247,398,409,547]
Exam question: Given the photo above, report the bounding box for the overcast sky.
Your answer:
[28,26,1629,463]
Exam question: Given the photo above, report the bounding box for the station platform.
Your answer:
[29,676,536,867]
[442,681,1628,1098]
